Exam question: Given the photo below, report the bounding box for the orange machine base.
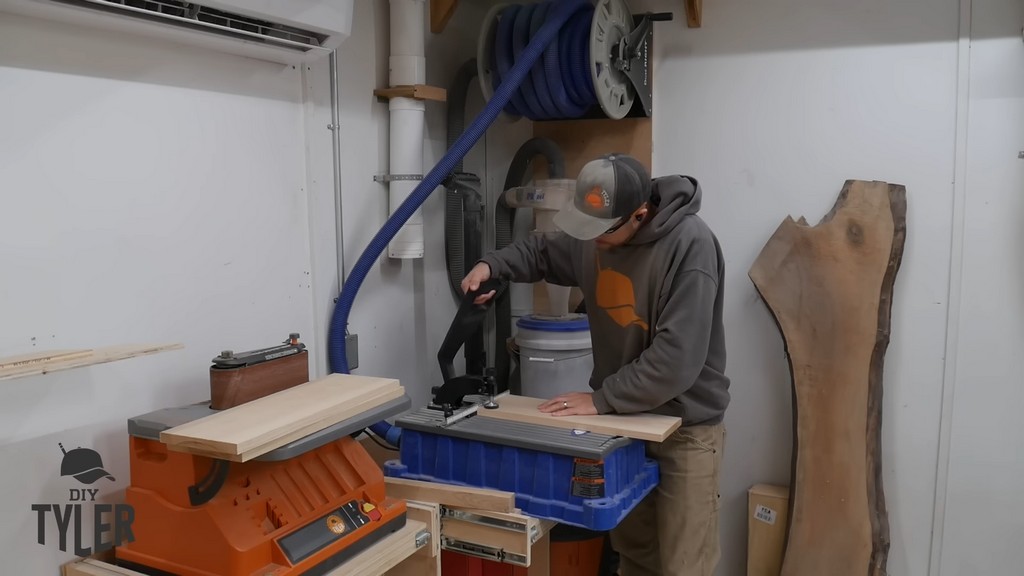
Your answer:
[115,434,406,576]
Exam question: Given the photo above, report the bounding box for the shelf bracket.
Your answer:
[430,0,458,33]
[685,0,703,27]
[373,84,447,103]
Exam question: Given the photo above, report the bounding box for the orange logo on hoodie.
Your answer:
[595,255,648,331]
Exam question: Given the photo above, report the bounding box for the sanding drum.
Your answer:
[209,333,310,410]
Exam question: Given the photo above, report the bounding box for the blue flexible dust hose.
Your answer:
[491,1,596,120]
[329,0,593,447]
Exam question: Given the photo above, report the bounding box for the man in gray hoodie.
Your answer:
[462,153,729,576]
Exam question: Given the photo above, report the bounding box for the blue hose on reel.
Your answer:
[491,1,597,120]
[329,0,594,447]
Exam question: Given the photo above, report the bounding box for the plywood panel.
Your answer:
[333,520,428,575]
[532,117,652,178]
[387,502,441,576]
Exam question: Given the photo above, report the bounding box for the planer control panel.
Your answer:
[277,499,381,564]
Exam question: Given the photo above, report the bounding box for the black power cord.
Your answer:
[364,428,398,452]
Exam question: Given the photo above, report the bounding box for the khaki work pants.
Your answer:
[610,422,726,576]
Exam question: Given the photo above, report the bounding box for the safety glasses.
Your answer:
[604,216,631,235]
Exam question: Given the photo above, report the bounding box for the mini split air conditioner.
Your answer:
[0,0,355,64]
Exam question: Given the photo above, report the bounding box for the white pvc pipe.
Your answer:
[389,0,426,85]
[388,97,426,258]
[387,0,426,259]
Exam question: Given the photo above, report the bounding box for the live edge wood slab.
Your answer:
[749,180,905,576]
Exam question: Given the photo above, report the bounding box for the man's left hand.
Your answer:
[538,392,598,417]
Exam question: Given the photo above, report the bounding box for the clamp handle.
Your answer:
[437,278,507,385]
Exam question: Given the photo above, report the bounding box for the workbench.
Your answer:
[59,381,557,576]
[57,372,668,575]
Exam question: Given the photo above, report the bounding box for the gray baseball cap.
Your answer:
[553,153,652,240]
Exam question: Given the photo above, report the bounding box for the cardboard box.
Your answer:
[747,484,790,576]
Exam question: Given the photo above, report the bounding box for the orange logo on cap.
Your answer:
[584,187,609,209]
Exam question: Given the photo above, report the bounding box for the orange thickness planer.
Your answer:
[114,341,411,575]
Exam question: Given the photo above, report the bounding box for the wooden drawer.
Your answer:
[439,506,555,567]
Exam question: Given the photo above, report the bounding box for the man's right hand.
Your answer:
[462,262,495,305]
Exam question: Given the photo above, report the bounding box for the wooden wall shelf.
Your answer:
[0,343,183,381]
[374,84,447,103]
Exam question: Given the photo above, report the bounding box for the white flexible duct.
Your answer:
[387,0,426,259]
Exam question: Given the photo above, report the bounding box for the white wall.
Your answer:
[938,0,1024,574]
[0,1,526,573]
[0,10,315,574]
[635,0,962,574]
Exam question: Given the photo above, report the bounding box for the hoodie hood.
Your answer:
[629,175,702,245]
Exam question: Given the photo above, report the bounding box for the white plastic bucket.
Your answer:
[515,314,594,399]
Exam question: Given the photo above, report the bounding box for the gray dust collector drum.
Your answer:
[515,314,594,398]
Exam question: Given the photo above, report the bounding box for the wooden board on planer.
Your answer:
[160,373,404,462]
[476,394,681,442]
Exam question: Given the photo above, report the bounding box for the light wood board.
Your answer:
[327,520,428,575]
[386,501,440,576]
[528,532,551,576]
[0,348,92,370]
[749,180,903,576]
[384,477,516,514]
[169,386,406,463]
[63,558,141,576]
[0,344,181,381]
[476,394,681,442]
[160,373,403,462]
[405,501,441,558]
